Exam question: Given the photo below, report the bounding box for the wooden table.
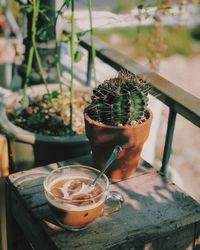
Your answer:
[6,155,200,250]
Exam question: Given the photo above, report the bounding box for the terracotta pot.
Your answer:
[84,109,153,180]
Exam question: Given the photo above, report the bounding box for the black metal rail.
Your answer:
[78,32,200,176]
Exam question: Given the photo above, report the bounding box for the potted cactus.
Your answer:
[84,72,153,180]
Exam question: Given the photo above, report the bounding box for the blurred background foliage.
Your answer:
[96,26,197,59]
[1,0,200,70]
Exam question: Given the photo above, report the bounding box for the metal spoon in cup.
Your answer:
[92,145,122,188]
[58,145,122,198]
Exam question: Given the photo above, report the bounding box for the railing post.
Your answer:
[86,49,92,86]
[160,108,177,177]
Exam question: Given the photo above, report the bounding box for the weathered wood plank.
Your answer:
[31,214,197,250]
[156,223,195,250]
[9,183,58,250]
[9,157,152,189]
[0,134,9,177]
[0,178,7,250]
[195,221,200,249]
[8,164,58,183]
[32,204,53,220]
[9,159,153,210]
[18,170,200,250]
[7,159,200,250]
[107,223,195,250]
[44,172,200,250]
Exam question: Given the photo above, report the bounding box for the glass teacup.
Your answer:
[44,165,124,231]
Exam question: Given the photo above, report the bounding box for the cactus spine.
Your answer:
[87,72,150,126]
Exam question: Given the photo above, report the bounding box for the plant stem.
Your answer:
[69,0,75,134]
[88,0,97,86]
[22,45,34,107]
[32,0,51,100]
[23,0,52,106]
[54,2,66,93]
[22,0,37,106]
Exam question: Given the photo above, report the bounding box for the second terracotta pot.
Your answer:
[84,109,153,180]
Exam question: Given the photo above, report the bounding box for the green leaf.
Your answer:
[67,34,78,57]
[39,8,47,14]
[39,10,51,23]
[65,0,71,7]
[27,112,45,126]
[37,27,49,40]
[144,13,151,19]
[51,91,60,99]
[59,32,70,42]
[74,51,83,63]
[39,30,47,41]
[76,30,89,41]
[57,10,64,18]
[137,5,144,10]
[20,4,33,13]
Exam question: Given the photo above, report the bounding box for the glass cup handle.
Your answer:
[102,191,124,216]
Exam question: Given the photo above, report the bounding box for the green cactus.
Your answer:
[87,72,150,126]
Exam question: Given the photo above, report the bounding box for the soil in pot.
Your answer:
[8,86,91,136]
[0,84,92,171]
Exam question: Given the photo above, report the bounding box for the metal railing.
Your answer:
[78,32,200,176]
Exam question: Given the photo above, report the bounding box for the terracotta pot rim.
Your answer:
[84,108,153,130]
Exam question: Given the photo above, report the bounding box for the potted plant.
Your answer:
[0,84,91,170]
[84,71,153,180]
[0,0,97,171]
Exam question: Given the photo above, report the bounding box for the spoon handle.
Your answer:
[92,145,122,187]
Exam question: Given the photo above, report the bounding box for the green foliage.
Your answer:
[64,0,71,8]
[42,91,60,102]
[6,0,96,136]
[20,4,33,13]
[114,0,133,14]
[9,91,74,136]
[60,30,88,64]
[77,30,90,40]
[95,26,196,59]
[191,24,200,41]
[87,72,150,126]
[74,51,83,63]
